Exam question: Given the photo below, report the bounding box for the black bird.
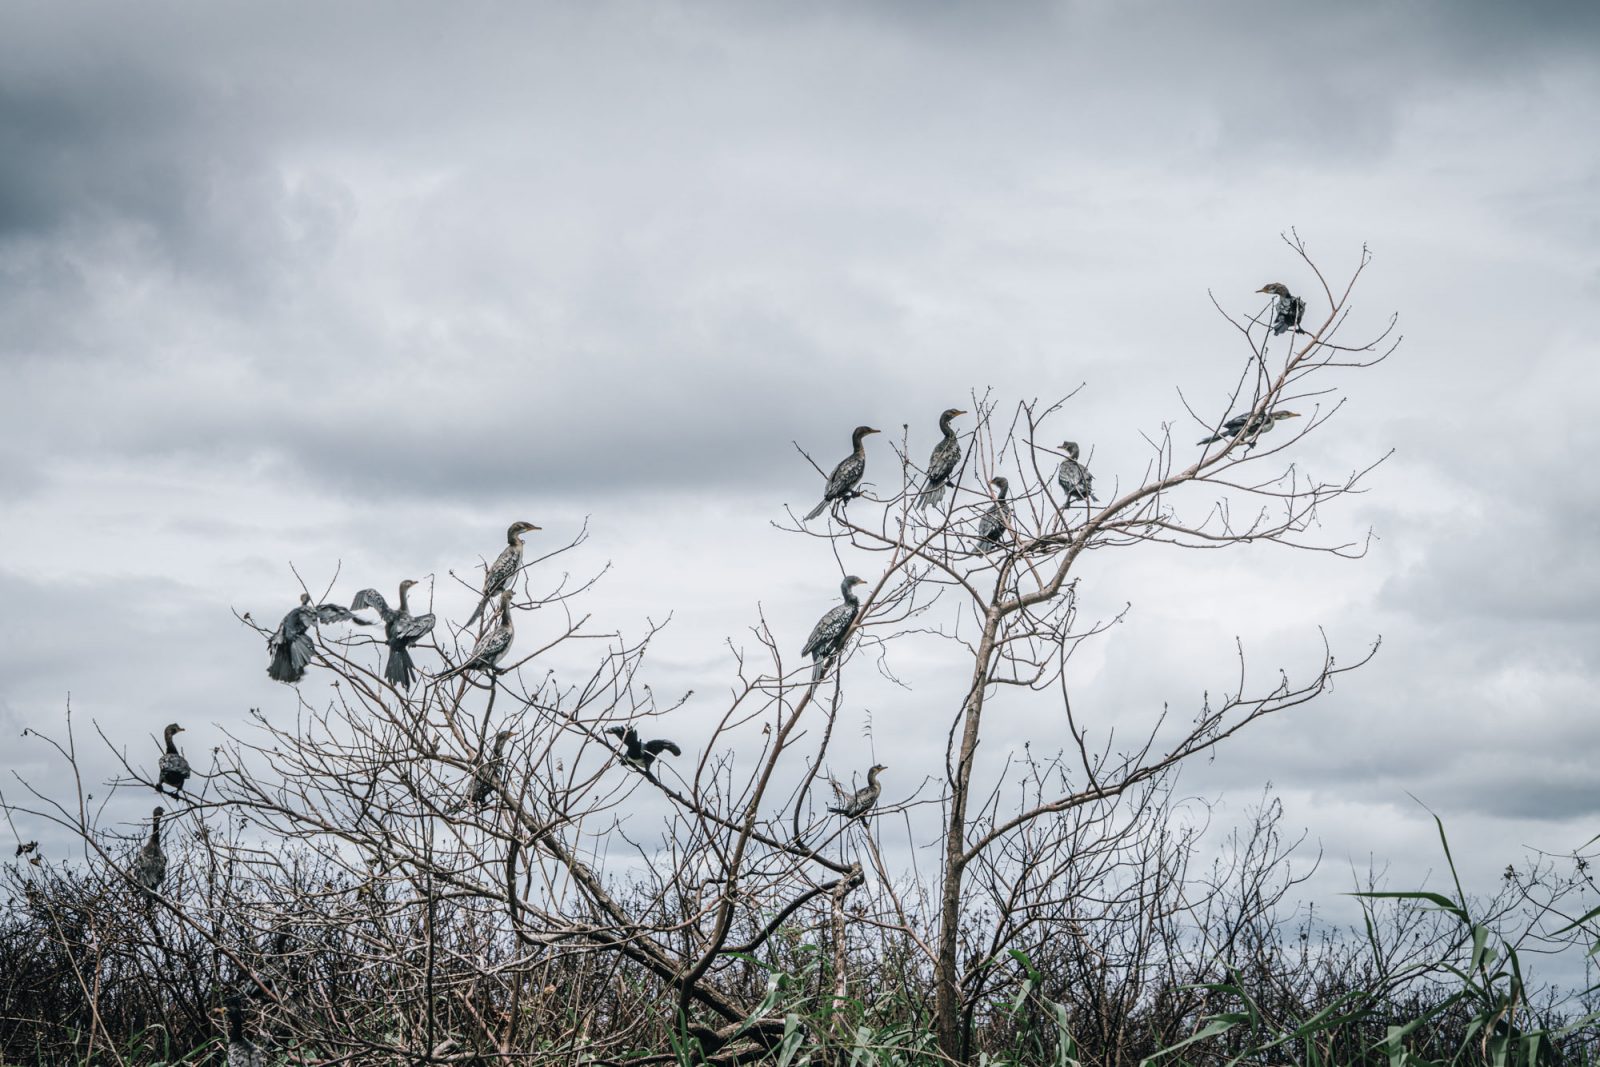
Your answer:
[800,575,867,679]
[15,841,37,858]
[438,590,516,680]
[804,426,880,521]
[828,764,886,819]
[470,730,515,809]
[916,408,967,511]
[132,807,166,900]
[216,992,268,1067]
[1258,282,1307,336]
[351,579,437,689]
[1056,442,1097,507]
[265,593,369,685]
[157,723,191,795]
[1197,410,1302,449]
[975,477,1011,551]
[607,725,682,774]
[466,521,540,625]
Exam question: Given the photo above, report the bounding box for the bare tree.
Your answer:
[1,239,1423,1066]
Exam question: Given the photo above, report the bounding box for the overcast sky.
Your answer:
[2,0,1597,982]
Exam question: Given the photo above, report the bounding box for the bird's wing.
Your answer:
[926,437,961,483]
[644,739,681,757]
[483,543,521,593]
[394,612,436,641]
[315,603,363,625]
[801,604,849,656]
[824,454,865,498]
[350,588,394,621]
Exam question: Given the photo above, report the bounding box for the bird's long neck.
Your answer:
[165,730,179,754]
[841,584,859,608]
[397,584,410,613]
[866,766,880,787]
[507,528,524,547]
[225,1003,245,1043]
[995,483,1008,503]
[938,413,957,438]
[851,429,871,454]
[149,816,162,846]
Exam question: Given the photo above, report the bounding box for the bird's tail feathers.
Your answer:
[916,482,947,511]
[464,594,489,625]
[386,646,415,689]
[803,498,829,521]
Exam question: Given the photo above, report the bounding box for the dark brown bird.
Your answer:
[828,764,886,819]
[804,426,880,521]
[466,521,540,625]
[607,725,682,774]
[132,807,166,900]
[158,723,191,795]
[470,730,515,808]
[1197,410,1302,449]
[975,476,1011,550]
[351,579,437,689]
[266,594,370,684]
[917,408,967,511]
[15,841,37,858]
[439,590,516,680]
[1257,282,1307,336]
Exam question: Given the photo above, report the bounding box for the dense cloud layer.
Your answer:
[2,0,1597,973]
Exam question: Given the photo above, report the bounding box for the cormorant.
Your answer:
[606,725,682,774]
[800,575,867,679]
[470,730,515,809]
[466,521,540,625]
[132,807,166,900]
[15,841,37,857]
[804,426,880,521]
[216,992,268,1067]
[828,764,886,819]
[975,477,1011,551]
[351,579,437,689]
[1197,410,1302,449]
[1056,442,1097,507]
[265,593,369,685]
[438,590,516,680]
[1258,282,1307,336]
[157,723,190,796]
[916,408,967,511]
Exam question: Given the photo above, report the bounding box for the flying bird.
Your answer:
[607,725,682,774]
[157,723,191,795]
[975,476,1012,551]
[800,575,867,680]
[351,579,437,689]
[1055,442,1097,507]
[916,408,967,511]
[265,594,370,685]
[1258,282,1307,336]
[465,521,540,625]
[804,426,880,521]
[1197,410,1302,449]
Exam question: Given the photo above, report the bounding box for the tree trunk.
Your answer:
[934,612,1000,1062]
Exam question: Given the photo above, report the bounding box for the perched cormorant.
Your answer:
[804,426,880,521]
[916,408,967,511]
[606,726,682,774]
[265,594,369,685]
[975,477,1011,551]
[157,723,190,796]
[470,730,515,809]
[351,579,437,689]
[132,807,166,900]
[438,590,516,680]
[1197,410,1302,449]
[217,992,268,1067]
[1258,282,1307,336]
[465,521,540,625]
[800,575,867,679]
[1056,442,1097,507]
[828,764,886,819]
